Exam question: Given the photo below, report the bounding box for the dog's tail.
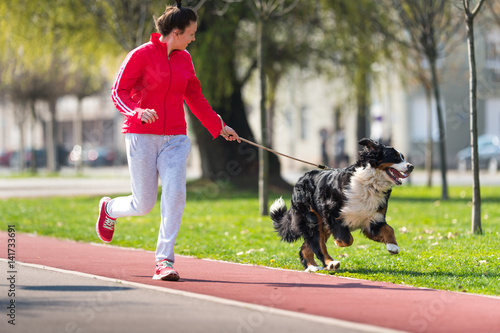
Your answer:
[270,197,299,242]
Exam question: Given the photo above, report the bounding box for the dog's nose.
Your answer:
[407,164,414,173]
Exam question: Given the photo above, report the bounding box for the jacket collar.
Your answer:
[150,33,164,48]
[150,32,185,57]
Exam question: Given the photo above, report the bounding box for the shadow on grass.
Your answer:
[183,179,289,202]
[174,266,498,291]
[389,196,499,204]
[336,267,500,280]
[183,179,499,203]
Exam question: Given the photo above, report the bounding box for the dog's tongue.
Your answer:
[386,168,407,185]
[391,169,408,179]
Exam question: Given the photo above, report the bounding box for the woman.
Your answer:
[96,1,239,281]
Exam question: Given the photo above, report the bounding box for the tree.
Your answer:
[188,1,293,194]
[82,0,167,52]
[318,1,394,145]
[1,0,111,173]
[5,63,59,173]
[1,1,66,173]
[392,38,435,186]
[83,0,293,198]
[462,0,486,234]
[70,65,107,175]
[388,0,462,200]
[245,0,299,215]
[413,56,435,187]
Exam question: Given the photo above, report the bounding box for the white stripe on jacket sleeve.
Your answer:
[111,51,138,116]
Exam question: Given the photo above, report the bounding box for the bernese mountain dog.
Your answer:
[270,138,414,272]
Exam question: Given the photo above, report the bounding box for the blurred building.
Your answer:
[0,90,125,169]
[240,25,500,174]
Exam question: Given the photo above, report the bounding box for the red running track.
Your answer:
[2,232,499,333]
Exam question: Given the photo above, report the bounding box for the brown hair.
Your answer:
[154,1,198,36]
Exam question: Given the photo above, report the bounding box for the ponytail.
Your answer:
[155,1,197,36]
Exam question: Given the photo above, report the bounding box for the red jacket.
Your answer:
[111,33,222,139]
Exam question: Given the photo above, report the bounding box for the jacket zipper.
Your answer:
[163,49,172,136]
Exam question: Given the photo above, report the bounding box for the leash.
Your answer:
[218,115,332,170]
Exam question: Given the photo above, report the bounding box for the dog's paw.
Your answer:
[325,261,341,271]
[305,265,322,273]
[386,243,400,255]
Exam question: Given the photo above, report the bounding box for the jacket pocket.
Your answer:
[125,133,139,159]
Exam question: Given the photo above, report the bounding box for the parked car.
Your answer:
[0,150,13,167]
[9,147,69,170]
[68,145,116,167]
[456,134,500,173]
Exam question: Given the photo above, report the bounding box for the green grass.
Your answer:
[1,181,499,296]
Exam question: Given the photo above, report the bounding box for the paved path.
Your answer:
[1,262,371,333]
[1,232,499,333]
[0,177,132,199]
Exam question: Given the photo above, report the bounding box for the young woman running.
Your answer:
[96,1,239,281]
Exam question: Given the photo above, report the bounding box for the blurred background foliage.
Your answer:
[0,0,495,190]
[0,0,420,177]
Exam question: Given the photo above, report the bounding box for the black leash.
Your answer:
[218,115,332,170]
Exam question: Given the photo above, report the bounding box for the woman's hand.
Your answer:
[141,109,159,124]
[220,125,241,143]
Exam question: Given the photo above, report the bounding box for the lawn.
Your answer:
[1,181,499,296]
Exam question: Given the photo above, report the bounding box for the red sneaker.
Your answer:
[153,259,180,281]
[96,197,116,243]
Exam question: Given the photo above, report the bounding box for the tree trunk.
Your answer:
[258,19,269,216]
[429,58,449,200]
[424,85,433,187]
[356,72,370,141]
[186,1,290,199]
[46,97,58,174]
[17,111,25,173]
[74,97,84,175]
[187,87,290,191]
[29,101,38,174]
[465,13,482,234]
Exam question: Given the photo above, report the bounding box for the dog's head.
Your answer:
[356,138,414,186]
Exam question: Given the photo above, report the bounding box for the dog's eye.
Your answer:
[400,153,405,161]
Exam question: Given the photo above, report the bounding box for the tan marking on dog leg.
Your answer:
[323,231,340,270]
[334,231,354,247]
[301,242,320,272]
[312,210,340,271]
[381,224,399,254]
[363,224,399,254]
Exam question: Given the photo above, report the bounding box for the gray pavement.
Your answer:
[0,261,396,333]
[0,177,132,199]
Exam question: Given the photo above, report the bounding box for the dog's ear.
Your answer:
[358,138,381,151]
[356,138,382,168]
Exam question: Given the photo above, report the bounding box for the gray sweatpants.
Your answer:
[107,134,191,263]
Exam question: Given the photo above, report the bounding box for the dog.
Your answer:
[270,138,414,272]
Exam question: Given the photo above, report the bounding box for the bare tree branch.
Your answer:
[193,0,207,11]
[471,0,486,17]
[213,0,244,16]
